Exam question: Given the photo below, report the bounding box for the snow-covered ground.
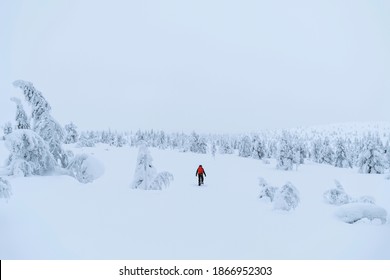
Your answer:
[0,142,389,259]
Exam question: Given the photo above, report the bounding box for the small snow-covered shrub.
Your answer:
[323,180,351,205]
[258,177,277,202]
[5,129,56,176]
[149,172,174,190]
[273,182,300,211]
[335,203,387,224]
[67,154,104,183]
[76,136,96,148]
[0,177,12,201]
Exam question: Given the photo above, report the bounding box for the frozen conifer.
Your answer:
[5,129,56,176]
[67,154,104,183]
[131,144,173,190]
[13,80,68,167]
[238,135,252,157]
[358,135,387,174]
[189,132,207,154]
[10,97,30,129]
[323,180,351,205]
[219,139,234,154]
[273,182,300,211]
[276,132,295,170]
[0,177,12,201]
[3,122,13,138]
[64,122,79,144]
[211,142,217,158]
[319,137,334,165]
[251,135,266,159]
[334,137,352,168]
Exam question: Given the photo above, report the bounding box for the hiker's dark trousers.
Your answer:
[198,174,204,186]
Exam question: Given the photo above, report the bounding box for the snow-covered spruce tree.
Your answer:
[64,122,79,144]
[358,135,387,174]
[156,131,168,149]
[273,182,300,211]
[293,135,306,164]
[251,135,266,160]
[219,139,234,154]
[3,122,13,138]
[334,137,352,168]
[238,135,252,157]
[13,80,69,167]
[319,137,334,165]
[5,129,56,176]
[10,97,30,129]
[131,144,173,190]
[211,142,217,158]
[0,177,12,201]
[276,131,295,170]
[311,137,323,163]
[189,132,207,154]
[76,132,96,148]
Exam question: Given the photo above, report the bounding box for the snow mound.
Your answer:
[273,182,300,211]
[323,180,351,205]
[0,177,12,201]
[335,203,387,224]
[67,154,104,184]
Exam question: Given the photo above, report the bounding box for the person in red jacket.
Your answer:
[195,165,206,186]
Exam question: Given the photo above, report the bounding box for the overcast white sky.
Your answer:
[1,0,389,133]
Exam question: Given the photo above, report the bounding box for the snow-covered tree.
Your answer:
[131,144,173,190]
[323,180,351,205]
[10,97,30,129]
[0,177,12,201]
[273,182,300,211]
[319,137,334,165]
[76,133,96,148]
[334,137,352,168]
[211,142,217,158]
[238,135,252,157]
[5,129,56,176]
[13,80,69,167]
[3,122,13,138]
[67,154,104,183]
[219,139,234,154]
[189,132,207,154]
[276,132,295,170]
[358,135,387,174]
[311,137,323,163]
[258,177,277,202]
[64,122,79,144]
[251,135,266,159]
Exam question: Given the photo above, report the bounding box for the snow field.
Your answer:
[0,143,389,259]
